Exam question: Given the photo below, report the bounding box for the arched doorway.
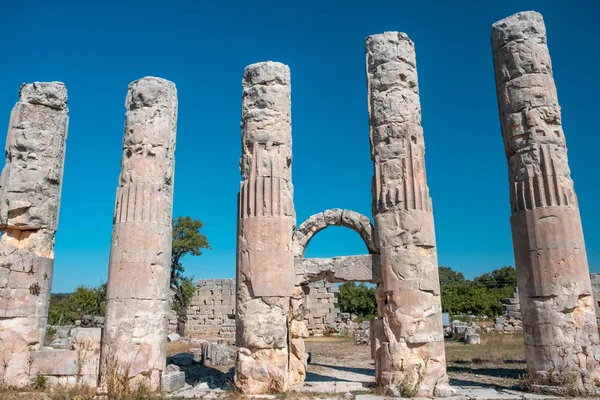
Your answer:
[292,209,379,388]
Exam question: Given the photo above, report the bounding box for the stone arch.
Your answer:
[292,208,377,258]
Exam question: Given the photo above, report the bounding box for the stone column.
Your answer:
[101,77,177,390]
[492,11,600,393]
[234,62,296,393]
[366,33,451,397]
[0,82,68,387]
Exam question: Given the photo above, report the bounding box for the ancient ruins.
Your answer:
[366,32,450,397]
[0,8,598,398]
[0,82,69,387]
[234,61,297,393]
[492,11,600,392]
[101,77,178,390]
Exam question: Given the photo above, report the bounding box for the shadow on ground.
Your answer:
[168,353,233,388]
[447,365,523,380]
[306,362,375,383]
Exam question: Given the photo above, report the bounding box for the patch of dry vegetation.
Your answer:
[166,341,193,357]
[445,332,525,365]
[445,332,526,389]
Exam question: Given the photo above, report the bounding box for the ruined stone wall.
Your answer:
[366,32,450,397]
[304,281,340,336]
[168,279,236,336]
[101,77,177,390]
[492,11,600,392]
[591,274,600,328]
[0,82,69,387]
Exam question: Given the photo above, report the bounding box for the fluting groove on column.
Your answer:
[0,82,68,387]
[366,32,452,397]
[492,11,600,394]
[101,77,177,390]
[234,62,299,394]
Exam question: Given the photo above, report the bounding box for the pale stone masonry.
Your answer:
[235,62,297,393]
[304,281,340,336]
[101,77,177,390]
[0,82,69,387]
[168,279,236,336]
[366,33,451,397]
[492,11,600,392]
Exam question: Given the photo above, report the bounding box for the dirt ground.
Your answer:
[165,332,527,391]
[304,333,526,390]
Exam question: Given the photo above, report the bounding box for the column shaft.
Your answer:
[366,32,450,397]
[0,82,68,387]
[234,62,296,394]
[101,77,177,390]
[492,11,600,393]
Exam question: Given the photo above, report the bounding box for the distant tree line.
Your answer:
[337,265,517,320]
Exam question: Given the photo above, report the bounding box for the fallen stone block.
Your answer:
[162,371,185,392]
[167,333,181,342]
[203,343,235,366]
[72,327,102,351]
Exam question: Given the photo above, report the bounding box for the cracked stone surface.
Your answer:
[101,77,177,390]
[293,209,377,259]
[366,32,450,397]
[297,255,380,285]
[492,11,600,393]
[235,62,298,393]
[0,82,68,387]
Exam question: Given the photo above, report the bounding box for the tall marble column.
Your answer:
[0,82,68,387]
[101,77,177,390]
[366,32,451,397]
[492,11,600,393]
[234,62,296,394]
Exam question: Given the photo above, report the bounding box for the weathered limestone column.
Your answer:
[235,62,296,393]
[492,11,600,393]
[101,77,177,390]
[366,33,451,397]
[0,82,68,387]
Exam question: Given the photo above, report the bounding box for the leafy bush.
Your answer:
[338,282,377,320]
[48,283,106,325]
[337,266,518,320]
[441,265,516,317]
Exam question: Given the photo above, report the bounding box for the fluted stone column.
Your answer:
[366,33,451,397]
[492,11,600,393]
[0,82,68,387]
[101,77,177,390]
[234,62,296,394]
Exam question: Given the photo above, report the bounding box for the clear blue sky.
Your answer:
[1,1,598,293]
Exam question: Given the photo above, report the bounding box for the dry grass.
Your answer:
[445,332,526,389]
[445,332,525,365]
[166,341,193,357]
[0,387,46,400]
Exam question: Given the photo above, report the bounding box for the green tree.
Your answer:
[474,265,517,289]
[71,283,107,316]
[337,282,377,321]
[438,266,466,286]
[440,265,517,318]
[47,283,107,326]
[171,216,211,336]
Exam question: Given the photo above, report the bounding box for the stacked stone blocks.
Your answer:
[168,279,236,336]
[304,281,340,335]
